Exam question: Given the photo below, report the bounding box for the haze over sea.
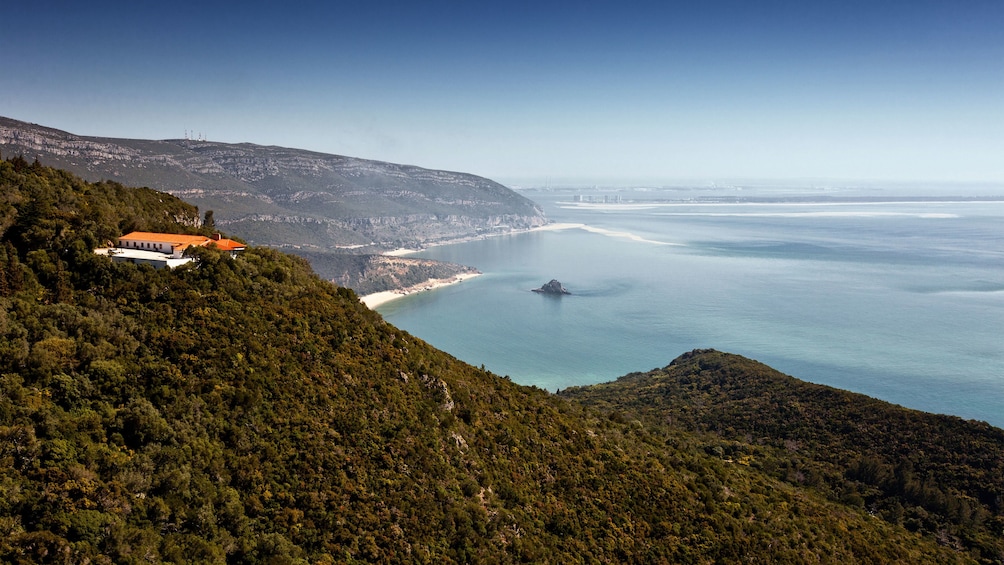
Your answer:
[377,183,1004,427]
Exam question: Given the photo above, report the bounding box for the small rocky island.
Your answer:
[532,279,571,295]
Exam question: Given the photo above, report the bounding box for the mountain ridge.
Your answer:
[0,116,546,253]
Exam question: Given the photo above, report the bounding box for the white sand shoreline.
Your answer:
[381,222,583,258]
[361,222,583,309]
[360,272,482,309]
[531,222,586,231]
[383,247,422,256]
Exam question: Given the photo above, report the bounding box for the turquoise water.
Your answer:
[377,188,1004,426]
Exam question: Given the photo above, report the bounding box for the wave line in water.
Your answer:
[580,225,683,245]
[655,212,959,219]
[559,200,1002,211]
[540,223,682,245]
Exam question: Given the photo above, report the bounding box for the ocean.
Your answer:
[376,184,1004,427]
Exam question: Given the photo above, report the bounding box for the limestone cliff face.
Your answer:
[0,116,546,251]
[296,252,479,295]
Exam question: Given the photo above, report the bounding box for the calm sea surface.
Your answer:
[377,186,1004,427]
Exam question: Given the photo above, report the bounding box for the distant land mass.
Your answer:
[0,116,546,292]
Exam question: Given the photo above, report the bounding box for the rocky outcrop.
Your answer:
[0,116,547,251]
[532,279,571,295]
[293,251,479,295]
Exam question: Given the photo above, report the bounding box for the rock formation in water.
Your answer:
[533,279,571,295]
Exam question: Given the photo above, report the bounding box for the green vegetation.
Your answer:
[1,158,998,563]
[561,350,1004,563]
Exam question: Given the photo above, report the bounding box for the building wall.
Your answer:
[119,238,189,258]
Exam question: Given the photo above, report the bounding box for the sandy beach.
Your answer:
[383,247,422,256]
[360,272,482,309]
[361,223,577,309]
[379,222,580,256]
[530,222,585,231]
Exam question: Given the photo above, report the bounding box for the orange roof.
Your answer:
[209,238,246,252]
[119,232,247,252]
[119,232,214,247]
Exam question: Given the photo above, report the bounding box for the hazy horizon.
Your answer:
[4,1,1002,184]
[499,176,1004,193]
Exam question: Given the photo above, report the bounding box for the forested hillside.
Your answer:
[561,350,1004,563]
[0,158,992,563]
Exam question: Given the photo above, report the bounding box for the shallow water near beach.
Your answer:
[377,185,1004,427]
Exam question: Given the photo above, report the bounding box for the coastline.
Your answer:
[362,222,579,309]
[360,272,482,309]
[382,222,584,258]
[383,247,422,256]
[530,222,586,231]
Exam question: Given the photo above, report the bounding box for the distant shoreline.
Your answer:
[382,222,582,258]
[360,272,482,309]
[362,223,580,308]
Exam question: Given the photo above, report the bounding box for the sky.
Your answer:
[3,0,1002,185]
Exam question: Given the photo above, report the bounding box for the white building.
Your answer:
[95,231,246,269]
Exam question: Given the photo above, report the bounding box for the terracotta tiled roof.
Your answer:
[119,232,213,247]
[119,232,246,252]
[209,238,246,252]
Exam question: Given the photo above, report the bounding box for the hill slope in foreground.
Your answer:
[1,158,1001,563]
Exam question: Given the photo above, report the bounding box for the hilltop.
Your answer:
[1,158,1000,563]
[560,350,1004,562]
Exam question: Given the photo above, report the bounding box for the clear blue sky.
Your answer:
[3,0,1002,185]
